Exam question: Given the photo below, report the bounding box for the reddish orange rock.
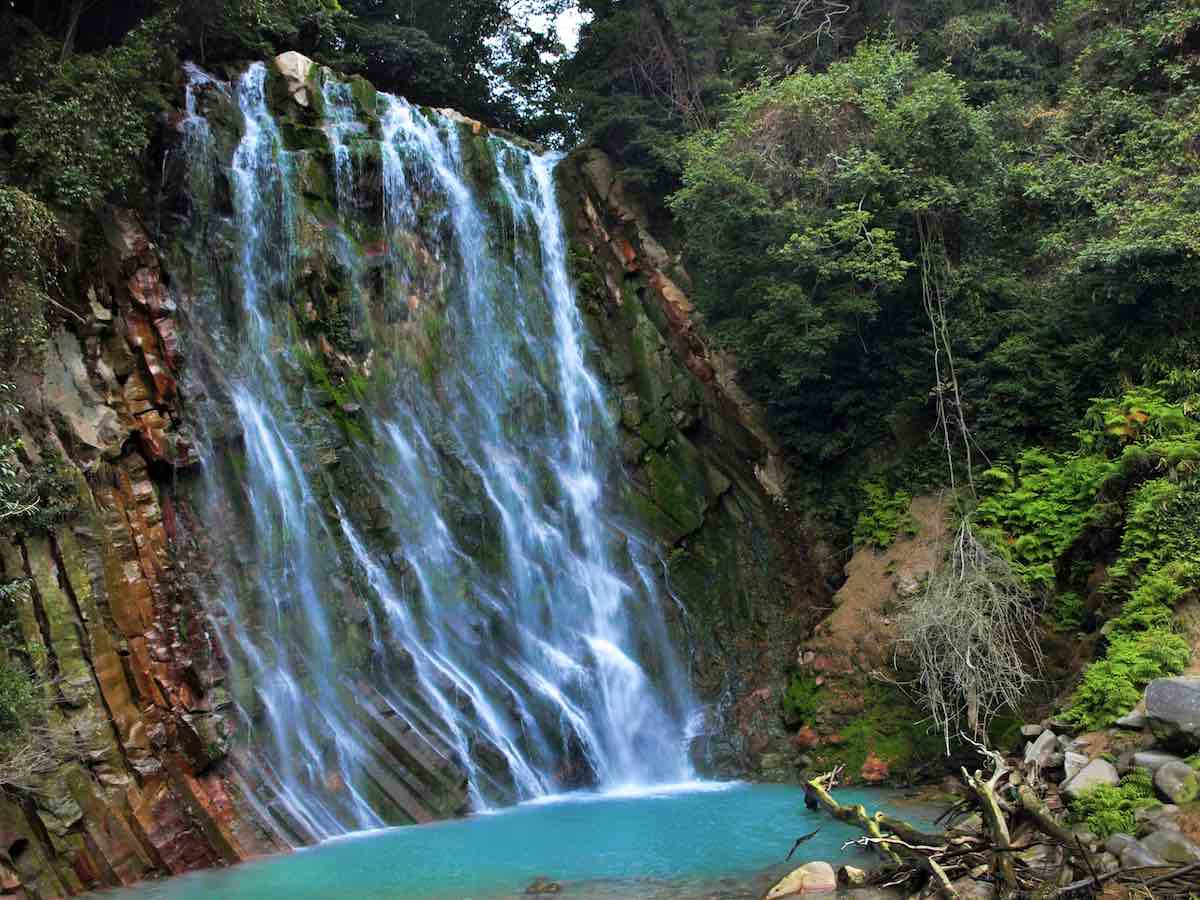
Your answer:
[792,726,820,750]
[861,752,890,783]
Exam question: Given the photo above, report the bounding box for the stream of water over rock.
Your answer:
[175,61,700,843]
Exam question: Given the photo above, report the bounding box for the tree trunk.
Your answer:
[59,0,87,62]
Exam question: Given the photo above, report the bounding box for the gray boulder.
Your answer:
[1132,751,1183,773]
[1062,759,1120,799]
[1120,843,1168,869]
[1064,751,1089,781]
[1146,677,1200,744]
[1117,710,1149,730]
[1141,830,1200,864]
[1136,804,1181,831]
[1155,760,1200,804]
[1105,833,1140,857]
[1020,723,1045,739]
[1025,730,1058,767]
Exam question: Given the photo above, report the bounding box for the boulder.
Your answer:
[1145,677,1200,744]
[1017,842,1063,871]
[764,861,838,898]
[1020,723,1045,739]
[1136,804,1181,831]
[274,51,315,107]
[1155,760,1200,804]
[1140,830,1200,864]
[1062,759,1119,799]
[948,877,995,900]
[1132,751,1183,773]
[838,865,867,887]
[860,753,889,783]
[1024,730,1058,767]
[1117,710,1149,730]
[1063,751,1089,782]
[1105,833,1140,857]
[1121,843,1168,868]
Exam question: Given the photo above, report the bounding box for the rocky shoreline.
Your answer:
[760,675,1200,899]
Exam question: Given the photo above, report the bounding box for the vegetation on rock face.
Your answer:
[1071,769,1159,838]
[977,384,1200,731]
[853,479,917,550]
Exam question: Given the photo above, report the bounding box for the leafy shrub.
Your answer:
[781,673,821,727]
[0,452,80,533]
[1048,591,1086,632]
[853,479,917,550]
[976,450,1115,587]
[1065,628,1189,731]
[0,658,40,741]
[0,187,61,377]
[1071,769,1159,838]
[0,19,172,209]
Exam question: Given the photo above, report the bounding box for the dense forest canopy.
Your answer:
[565,0,1200,518]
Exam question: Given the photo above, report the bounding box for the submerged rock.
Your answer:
[525,876,562,894]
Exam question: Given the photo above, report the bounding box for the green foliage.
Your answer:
[810,683,943,781]
[567,0,1200,517]
[0,17,173,209]
[0,452,81,533]
[972,383,1200,729]
[174,0,344,64]
[1065,626,1189,731]
[0,657,40,744]
[1071,769,1159,838]
[1048,591,1086,632]
[780,672,820,727]
[976,450,1116,587]
[668,42,990,464]
[0,187,60,376]
[853,479,916,550]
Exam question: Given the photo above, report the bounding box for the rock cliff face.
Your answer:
[0,209,284,896]
[558,152,830,776]
[0,55,822,896]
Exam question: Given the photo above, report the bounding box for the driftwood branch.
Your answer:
[796,746,1179,899]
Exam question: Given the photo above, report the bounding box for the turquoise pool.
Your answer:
[90,782,921,899]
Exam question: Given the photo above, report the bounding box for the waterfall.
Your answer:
[177,62,698,840]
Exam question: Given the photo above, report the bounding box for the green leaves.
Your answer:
[0,20,170,210]
[852,479,917,551]
[1071,769,1159,838]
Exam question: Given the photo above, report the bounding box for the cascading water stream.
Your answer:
[177,61,700,840]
